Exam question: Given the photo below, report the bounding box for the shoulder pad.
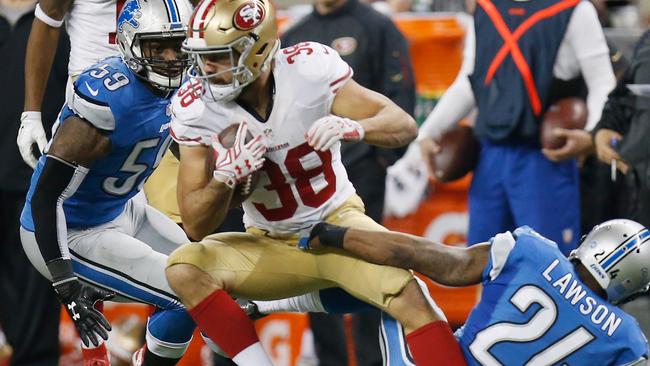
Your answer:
[170,78,211,146]
[487,231,516,281]
[68,57,134,131]
[277,42,353,107]
[279,42,352,84]
[513,226,559,249]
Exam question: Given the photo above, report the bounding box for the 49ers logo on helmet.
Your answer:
[233,1,265,30]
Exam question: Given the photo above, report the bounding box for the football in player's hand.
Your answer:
[429,125,479,183]
[540,98,588,150]
[212,123,261,206]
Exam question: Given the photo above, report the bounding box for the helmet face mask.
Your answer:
[126,33,190,90]
[186,37,256,102]
[184,0,280,102]
[570,219,650,305]
[117,0,193,91]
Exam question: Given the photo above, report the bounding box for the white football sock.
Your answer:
[232,342,274,366]
[255,291,326,314]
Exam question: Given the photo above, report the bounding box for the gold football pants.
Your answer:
[167,194,413,310]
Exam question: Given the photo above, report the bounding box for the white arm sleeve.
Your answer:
[417,21,476,140]
[563,1,616,130]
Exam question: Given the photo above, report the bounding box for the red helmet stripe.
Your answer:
[192,0,218,39]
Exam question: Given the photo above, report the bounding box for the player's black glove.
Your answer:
[49,259,114,347]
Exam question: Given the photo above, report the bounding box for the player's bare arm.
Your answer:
[332,78,417,148]
[47,117,111,167]
[19,0,74,168]
[308,224,489,286]
[176,144,235,240]
[24,0,73,112]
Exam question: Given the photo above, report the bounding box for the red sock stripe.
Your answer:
[406,321,467,366]
[188,290,259,358]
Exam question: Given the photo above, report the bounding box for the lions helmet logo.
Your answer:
[233,1,265,30]
[118,0,142,31]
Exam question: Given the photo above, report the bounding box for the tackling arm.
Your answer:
[309,224,489,286]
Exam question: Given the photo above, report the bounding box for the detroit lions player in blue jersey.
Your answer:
[16,0,223,365]
[301,219,650,366]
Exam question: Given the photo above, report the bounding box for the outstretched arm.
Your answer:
[307,224,489,286]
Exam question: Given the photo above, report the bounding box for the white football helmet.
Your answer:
[116,0,193,91]
[570,219,650,304]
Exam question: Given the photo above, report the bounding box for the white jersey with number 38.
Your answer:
[65,0,119,75]
[171,42,357,235]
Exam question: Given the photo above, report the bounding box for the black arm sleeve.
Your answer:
[31,155,88,277]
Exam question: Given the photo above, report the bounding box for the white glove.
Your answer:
[211,122,266,189]
[306,115,364,151]
[17,111,48,169]
[383,143,429,218]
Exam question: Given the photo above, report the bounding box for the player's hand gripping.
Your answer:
[17,111,48,168]
[306,115,365,151]
[211,122,267,189]
[53,277,114,347]
[298,222,348,251]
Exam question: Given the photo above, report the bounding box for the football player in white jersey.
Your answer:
[165,0,466,365]
[18,0,119,168]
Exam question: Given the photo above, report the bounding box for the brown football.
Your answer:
[208,123,261,206]
[429,124,480,183]
[540,97,588,149]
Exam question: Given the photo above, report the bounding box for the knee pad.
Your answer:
[146,307,195,358]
